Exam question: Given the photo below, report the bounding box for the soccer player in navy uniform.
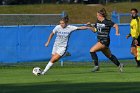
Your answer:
[87,8,124,72]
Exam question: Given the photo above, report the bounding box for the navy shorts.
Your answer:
[98,38,110,47]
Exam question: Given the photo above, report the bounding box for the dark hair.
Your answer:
[61,11,69,23]
[131,8,138,13]
[98,8,107,18]
[60,18,68,23]
[63,16,69,23]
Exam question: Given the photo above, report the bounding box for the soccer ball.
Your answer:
[32,67,41,76]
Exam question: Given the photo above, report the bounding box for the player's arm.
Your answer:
[77,26,97,33]
[86,22,97,32]
[88,27,97,32]
[126,33,131,39]
[113,24,120,36]
[45,32,54,47]
[77,26,90,30]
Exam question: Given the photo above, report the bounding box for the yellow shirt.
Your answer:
[130,17,140,38]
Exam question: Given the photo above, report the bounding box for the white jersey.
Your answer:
[53,25,78,47]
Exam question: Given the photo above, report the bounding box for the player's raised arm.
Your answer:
[126,33,131,39]
[88,26,97,32]
[113,24,120,36]
[77,26,90,30]
[45,32,54,47]
[86,22,97,32]
[76,24,96,31]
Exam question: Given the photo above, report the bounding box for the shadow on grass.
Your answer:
[0,82,140,93]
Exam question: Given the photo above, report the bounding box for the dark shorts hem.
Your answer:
[98,39,110,47]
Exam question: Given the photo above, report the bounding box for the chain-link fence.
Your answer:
[0,12,66,25]
[111,11,140,23]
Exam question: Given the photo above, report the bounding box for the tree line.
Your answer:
[0,0,139,5]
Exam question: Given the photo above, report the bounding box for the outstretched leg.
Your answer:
[42,53,61,75]
[90,42,106,72]
[101,48,123,72]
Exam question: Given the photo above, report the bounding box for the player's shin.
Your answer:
[109,54,120,66]
[90,52,98,66]
[42,61,54,75]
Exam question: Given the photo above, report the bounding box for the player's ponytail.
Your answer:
[64,16,69,23]
[98,8,107,18]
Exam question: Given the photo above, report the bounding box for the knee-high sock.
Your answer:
[90,52,98,66]
[109,55,120,66]
[42,61,54,74]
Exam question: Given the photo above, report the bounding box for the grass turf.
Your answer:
[0,61,140,93]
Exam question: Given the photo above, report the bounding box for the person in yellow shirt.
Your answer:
[126,8,140,67]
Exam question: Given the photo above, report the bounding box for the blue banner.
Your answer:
[0,25,132,63]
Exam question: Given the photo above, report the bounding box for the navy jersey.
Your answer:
[94,19,115,40]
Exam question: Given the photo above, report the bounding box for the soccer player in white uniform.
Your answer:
[41,18,90,75]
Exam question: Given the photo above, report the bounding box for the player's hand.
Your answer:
[134,39,138,46]
[86,22,92,27]
[126,35,130,39]
[45,42,49,47]
[126,34,131,39]
[115,33,120,36]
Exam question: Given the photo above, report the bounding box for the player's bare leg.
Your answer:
[101,48,124,72]
[90,42,105,72]
[41,53,61,75]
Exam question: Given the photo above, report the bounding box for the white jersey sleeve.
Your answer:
[69,25,78,32]
[53,25,60,34]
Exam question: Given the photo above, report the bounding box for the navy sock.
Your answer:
[90,52,98,66]
[109,55,120,66]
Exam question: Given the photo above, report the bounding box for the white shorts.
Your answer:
[52,46,66,56]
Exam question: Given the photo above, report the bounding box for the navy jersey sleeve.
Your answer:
[94,23,97,28]
[109,20,115,27]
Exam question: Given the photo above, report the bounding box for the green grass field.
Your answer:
[0,61,140,93]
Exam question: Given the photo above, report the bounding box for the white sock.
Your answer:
[42,61,53,74]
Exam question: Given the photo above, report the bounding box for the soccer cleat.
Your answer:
[92,66,100,72]
[136,65,140,67]
[41,71,45,75]
[136,63,140,67]
[118,64,124,72]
